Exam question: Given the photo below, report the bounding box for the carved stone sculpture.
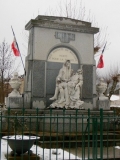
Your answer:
[49,60,84,109]
[96,78,107,100]
[50,60,73,104]
[8,72,21,97]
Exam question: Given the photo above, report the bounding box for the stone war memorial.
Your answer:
[23,15,99,110]
[5,15,113,133]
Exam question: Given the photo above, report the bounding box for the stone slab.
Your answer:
[5,153,40,160]
[3,109,114,133]
[4,108,114,116]
[82,65,93,98]
[32,60,45,97]
[32,97,46,109]
[24,60,33,91]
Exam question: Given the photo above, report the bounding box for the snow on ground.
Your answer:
[110,95,120,108]
[1,139,80,160]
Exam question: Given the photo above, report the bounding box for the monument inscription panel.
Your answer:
[48,47,78,64]
[55,32,75,43]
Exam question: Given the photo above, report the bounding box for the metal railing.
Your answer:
[0,108,120,160]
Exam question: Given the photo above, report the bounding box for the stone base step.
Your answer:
[5,153,40,160]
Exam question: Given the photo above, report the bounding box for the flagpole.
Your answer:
[101,42,107,54]
[11,26,26,75]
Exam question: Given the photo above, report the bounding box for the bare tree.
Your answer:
[100,67,120,99]
[0,40,21,104]
[45,0,109,54]
[22,0,109,55]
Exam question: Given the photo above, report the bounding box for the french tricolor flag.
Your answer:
[11,38,20,56]
[11,26,20,56]
[97,42,107,68]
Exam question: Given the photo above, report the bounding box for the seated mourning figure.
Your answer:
[50,60,73,105]
[49,60,84,109]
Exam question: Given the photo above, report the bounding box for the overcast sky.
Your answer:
[1,0,120,76]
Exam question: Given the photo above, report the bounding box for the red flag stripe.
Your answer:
[11,39,20,56]
[97,54,104,68]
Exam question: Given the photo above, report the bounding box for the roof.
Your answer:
[25,15,99,34]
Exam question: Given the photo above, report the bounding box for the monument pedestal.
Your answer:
[6,97,24,108]
[96,98,110,110]
[3,109,114,133]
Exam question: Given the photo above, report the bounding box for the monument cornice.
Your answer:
[25,19,99,34]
